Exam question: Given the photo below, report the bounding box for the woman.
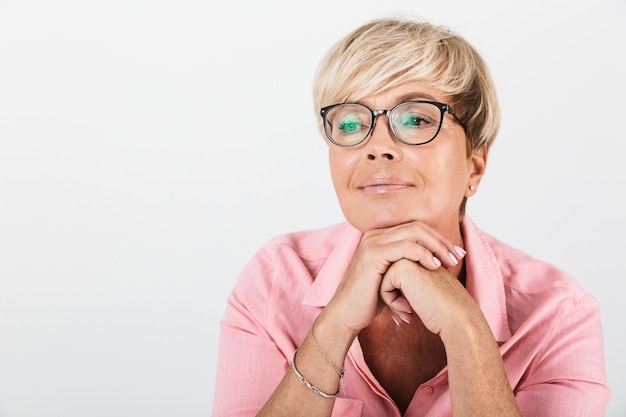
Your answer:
[212,17,610,416]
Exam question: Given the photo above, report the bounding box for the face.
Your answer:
[328,81,487,237]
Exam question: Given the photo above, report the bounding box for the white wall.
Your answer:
[0,0,624,416]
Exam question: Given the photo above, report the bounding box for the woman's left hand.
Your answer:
[379,258,479,336]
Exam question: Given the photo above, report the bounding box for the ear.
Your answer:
[465,147,488,197]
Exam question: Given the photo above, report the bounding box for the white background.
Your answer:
[0,0,625,416]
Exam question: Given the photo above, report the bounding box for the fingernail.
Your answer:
[400,315,411,324]
[433,256,442,267]
[391,315,400,326]
[454,246,466,257]
[448,252,459,265]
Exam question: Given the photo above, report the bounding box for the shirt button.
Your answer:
[423,386,434,396]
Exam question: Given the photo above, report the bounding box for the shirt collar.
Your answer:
[302,217,512,342]
[301,222,362,307]
[462,216,512,342]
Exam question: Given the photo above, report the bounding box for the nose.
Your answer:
[366,113,401,161]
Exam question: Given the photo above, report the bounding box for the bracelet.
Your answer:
[291,348,339,399]
[311,316,348,402]
[311,316,345,378]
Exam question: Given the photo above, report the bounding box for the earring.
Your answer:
[469,185,475,191]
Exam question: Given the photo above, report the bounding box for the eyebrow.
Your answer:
[354,91,443,108]
[395,92,439,103]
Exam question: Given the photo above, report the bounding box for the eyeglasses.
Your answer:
[320,100,465,147]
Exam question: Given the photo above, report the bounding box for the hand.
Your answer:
[380,258,476,336]
[323,221,465,336]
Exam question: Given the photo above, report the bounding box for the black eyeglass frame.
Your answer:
[320,100,465,147]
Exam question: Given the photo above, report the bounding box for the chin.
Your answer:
[344,210,418,232]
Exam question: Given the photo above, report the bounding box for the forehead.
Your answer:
[349,81,451,108]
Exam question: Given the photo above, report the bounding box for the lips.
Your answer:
[357,176,414,193]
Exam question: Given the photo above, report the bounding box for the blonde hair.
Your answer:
[313,17,500,153]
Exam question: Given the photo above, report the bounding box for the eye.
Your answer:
[338,114,367,135]
[396,112,435,128]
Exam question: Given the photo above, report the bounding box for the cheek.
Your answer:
[328,149,351,190]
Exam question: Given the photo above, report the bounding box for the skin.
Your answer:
[258,82,521,417]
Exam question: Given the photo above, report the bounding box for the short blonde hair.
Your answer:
[313,17,500,153]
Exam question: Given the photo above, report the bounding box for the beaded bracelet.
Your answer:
[291,348,340,399]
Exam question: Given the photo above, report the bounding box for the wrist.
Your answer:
[313,308,360,358]
[439,307,494,351]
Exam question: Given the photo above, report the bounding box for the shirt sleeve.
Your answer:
[211,246,294,417]
[515,293,611,416]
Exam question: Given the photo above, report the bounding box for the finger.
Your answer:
[386,294,412,315]
[379,270,413,324]
[382,239,444,270]
[408,225,465,268]
[368,222,466,268]
[383,294,413,326]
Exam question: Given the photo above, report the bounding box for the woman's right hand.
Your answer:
[321,220,465,336]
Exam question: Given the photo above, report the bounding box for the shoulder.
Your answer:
[464,217,588,298]
[487,231,587,298]
[261,221,360,262]
[232,221,361,301]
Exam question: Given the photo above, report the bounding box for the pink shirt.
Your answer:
[213,217,610,416]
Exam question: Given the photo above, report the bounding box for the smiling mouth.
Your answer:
[359,182,413,194]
